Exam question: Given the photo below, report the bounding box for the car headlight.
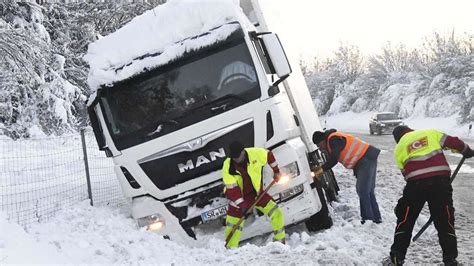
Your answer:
[280,161,299,180]
[137,214,166,232]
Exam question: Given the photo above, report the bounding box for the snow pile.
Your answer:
[0,212,68,264]
[85,0,252,90]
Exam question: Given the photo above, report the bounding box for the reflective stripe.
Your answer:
[404,149,443,164]
[229,201,238,208]
[328,132,369,169]
[273,227,285,235]
[341,141,357,166]
[226,183,239,189]
[405,165,451,179]
[234,198,244,206]
[267,205,278,217]
[440,134,448,147]
[397,206,410,230]
[270,161,278,168]
[346,143,367,169]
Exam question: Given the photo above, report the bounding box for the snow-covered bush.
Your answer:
[304,31,474,124]
[0,1,165,138]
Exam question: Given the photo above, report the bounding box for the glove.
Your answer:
[273,172,282,183]
[463,147,474,159]
[240,208,249,217]
[312,166,324,181]
[238,201,251,218]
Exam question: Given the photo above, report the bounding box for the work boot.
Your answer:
[443,258,458,266]
[382,254,404,266]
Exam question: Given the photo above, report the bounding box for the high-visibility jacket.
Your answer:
[222,147,269,207]
[327,132,369,169]
[394,129,468,181]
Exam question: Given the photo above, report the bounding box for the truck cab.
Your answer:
[86,0,335,244]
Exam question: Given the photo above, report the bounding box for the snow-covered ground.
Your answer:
[1,112,473,265]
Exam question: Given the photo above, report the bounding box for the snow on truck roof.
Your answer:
[84,0,253,91]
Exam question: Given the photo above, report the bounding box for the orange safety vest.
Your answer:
[327,132,369,169]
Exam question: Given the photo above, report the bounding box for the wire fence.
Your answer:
[0,127,126,227]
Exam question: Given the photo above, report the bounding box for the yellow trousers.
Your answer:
[224,200,285,248]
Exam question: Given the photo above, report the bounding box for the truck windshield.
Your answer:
[99,33,260,150]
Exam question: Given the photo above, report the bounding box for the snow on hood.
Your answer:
[84,0,252,91]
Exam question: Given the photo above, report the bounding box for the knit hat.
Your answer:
[229,141,245,159]
[312,131,326,144]
[392,125,413,143]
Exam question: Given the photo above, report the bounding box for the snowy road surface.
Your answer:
[1,132,473,265]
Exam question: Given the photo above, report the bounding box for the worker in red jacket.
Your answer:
[387,126,474,265]
[222,141,285,248]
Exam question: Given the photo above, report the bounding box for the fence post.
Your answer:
[80,128,94,206]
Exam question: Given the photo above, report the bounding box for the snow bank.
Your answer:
[85,0,252,90]
[0,212,68,264]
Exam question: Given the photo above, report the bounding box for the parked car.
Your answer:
[369,112,404,135]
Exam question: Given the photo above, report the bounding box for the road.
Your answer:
[352,131,474,263]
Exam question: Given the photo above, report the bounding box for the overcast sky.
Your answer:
[259,0,474,59]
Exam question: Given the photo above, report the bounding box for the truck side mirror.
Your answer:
[268,85,280,97]
[261,33,292,78]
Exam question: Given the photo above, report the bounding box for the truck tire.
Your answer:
[306,180,333,231]
[324,170,339,202]
[369,127,374,135]
[377,127,382,135]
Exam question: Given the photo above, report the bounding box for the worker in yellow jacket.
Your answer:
[222,141,285,248]
[387,126,474,265]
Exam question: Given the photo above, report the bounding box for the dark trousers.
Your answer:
[390,176,457,263]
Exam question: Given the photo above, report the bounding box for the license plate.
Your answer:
[201,205,228,222]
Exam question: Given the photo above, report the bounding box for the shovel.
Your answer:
[225,179,278,248]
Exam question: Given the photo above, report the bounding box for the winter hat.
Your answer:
[229,141,245,158]
[392,125,413,143]
[312,131,326,144]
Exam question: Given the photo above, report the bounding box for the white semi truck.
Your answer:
[86,0,338,243]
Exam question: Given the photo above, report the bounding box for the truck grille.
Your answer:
[139,121,254,190]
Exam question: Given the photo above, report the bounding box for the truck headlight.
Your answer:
[137,214,166,232]
[380,123,386,127]
[279,184,304,202]
[280,161,299,180]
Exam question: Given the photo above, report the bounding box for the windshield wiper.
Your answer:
[191,94,246,113]
[147,119,180,137]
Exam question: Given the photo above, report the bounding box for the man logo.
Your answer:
[407,137,428,154]
[178,148,226,173]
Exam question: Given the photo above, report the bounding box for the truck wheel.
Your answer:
[324,170,339,202]
[377,127,382,135]
[305,205,333,231]
[369,127,374,135]
[325,188,338,203]
[306,180,333,231]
